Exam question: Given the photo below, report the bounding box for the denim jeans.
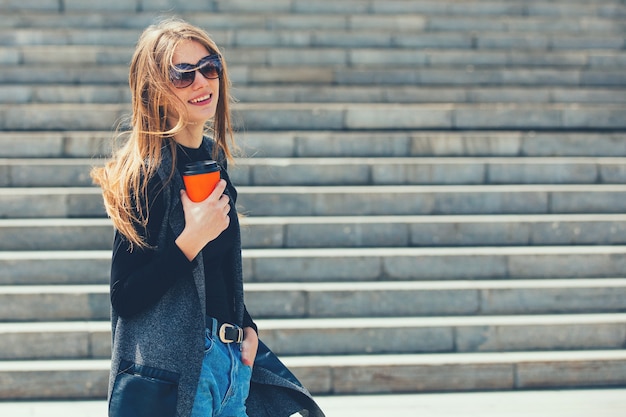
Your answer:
[190,319,252,417]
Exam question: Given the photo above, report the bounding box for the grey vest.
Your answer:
[108,138,324,417]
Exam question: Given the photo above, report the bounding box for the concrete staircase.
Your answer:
[1,0,626,400]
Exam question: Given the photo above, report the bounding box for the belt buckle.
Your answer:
[219,323,243,344]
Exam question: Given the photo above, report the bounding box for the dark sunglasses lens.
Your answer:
[199,65,219,79]
[170,68,195,88]
[198,57,221,79]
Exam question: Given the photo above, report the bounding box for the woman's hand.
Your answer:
[241,327,258,367]
[175,179,230,261]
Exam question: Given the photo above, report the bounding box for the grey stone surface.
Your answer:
[373,160,485,185]
[285,222,410,248]
[456,322,626,352]
[508,249,626,279]
[0,253,111,285]
[306,286,480,317]
[215,0,292,13]
[0,329,90,360]
[517,359,626,388]
[383,251,509,280]
[482,286,626,315]
[0,290,108,321]
[262,325,454,355]
[245,160,370,186]
[0,0,59,11]
[1,104,126,131]
[346,105,452,130]
[410,132,524,156]
[236,105,344,131]
[487,160,599,184]
[520,133,626,157]
[245,185,626,216]
[7,161,94,187]
[0,364,109,399]
[0,191,68,218]
[332,362,514,394]
[64,0,139,11]
[249,250,382,282]
[293,132,411,157]
[245,289,307,318]
[349,15,427,31]
[0,134,65,158]
[529,218,626,245]
[411,221,531,247]
[455,105,563,129]
[551,187,626,213]
[0,221,112,251]
[240,222,284,248]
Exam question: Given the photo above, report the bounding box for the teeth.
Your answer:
[190,94,211,104]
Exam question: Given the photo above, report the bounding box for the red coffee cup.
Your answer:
[182,160,221,202]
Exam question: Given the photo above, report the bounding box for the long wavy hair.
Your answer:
[91,18,235,249]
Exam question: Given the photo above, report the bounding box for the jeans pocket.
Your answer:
[109,360,180,417]
[204,329,216,354]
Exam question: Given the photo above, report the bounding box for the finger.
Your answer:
[208,179,227,201]
[241,349,254,366]
[221,197,231,212]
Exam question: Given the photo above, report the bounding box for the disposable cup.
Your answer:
[182,160,221,202]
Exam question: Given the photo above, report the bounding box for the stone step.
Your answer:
[239,131,626,158]
[1,349,625,398]
[2,0,624,17]
[3,46,626,68]
[2,214,626,251]
[1,103,625,131]
[207,246,626,282]
[1,314,625,360]
[232,157,626,186]
[2,184,626,218]
[248,279,626,318]
[3,85,626,105]
[4,65,624,90]
[3,29,626,52]
[0,246,625,285]
[2,278,626,321]
[0,131,623,159]
[3,277,626,318]
[288,350,626,394]
[236,184,626,216]
[3,12,624,34]
[3,156,626,187]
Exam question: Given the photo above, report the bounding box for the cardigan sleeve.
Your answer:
[110,175,194,318]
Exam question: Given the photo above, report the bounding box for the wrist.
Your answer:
[175,230,201,261]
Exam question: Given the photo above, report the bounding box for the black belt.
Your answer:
[207,317,244,344]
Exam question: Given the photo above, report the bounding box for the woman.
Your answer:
[92,18,324,417]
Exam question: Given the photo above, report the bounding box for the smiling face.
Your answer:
[168,40,221,130]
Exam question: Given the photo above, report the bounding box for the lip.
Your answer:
[189,92,213,105]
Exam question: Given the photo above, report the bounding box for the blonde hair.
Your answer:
[91,18,235,249]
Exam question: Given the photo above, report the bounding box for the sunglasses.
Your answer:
[169,54,222,89]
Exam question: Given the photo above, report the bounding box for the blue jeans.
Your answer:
[190,319,252,417]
